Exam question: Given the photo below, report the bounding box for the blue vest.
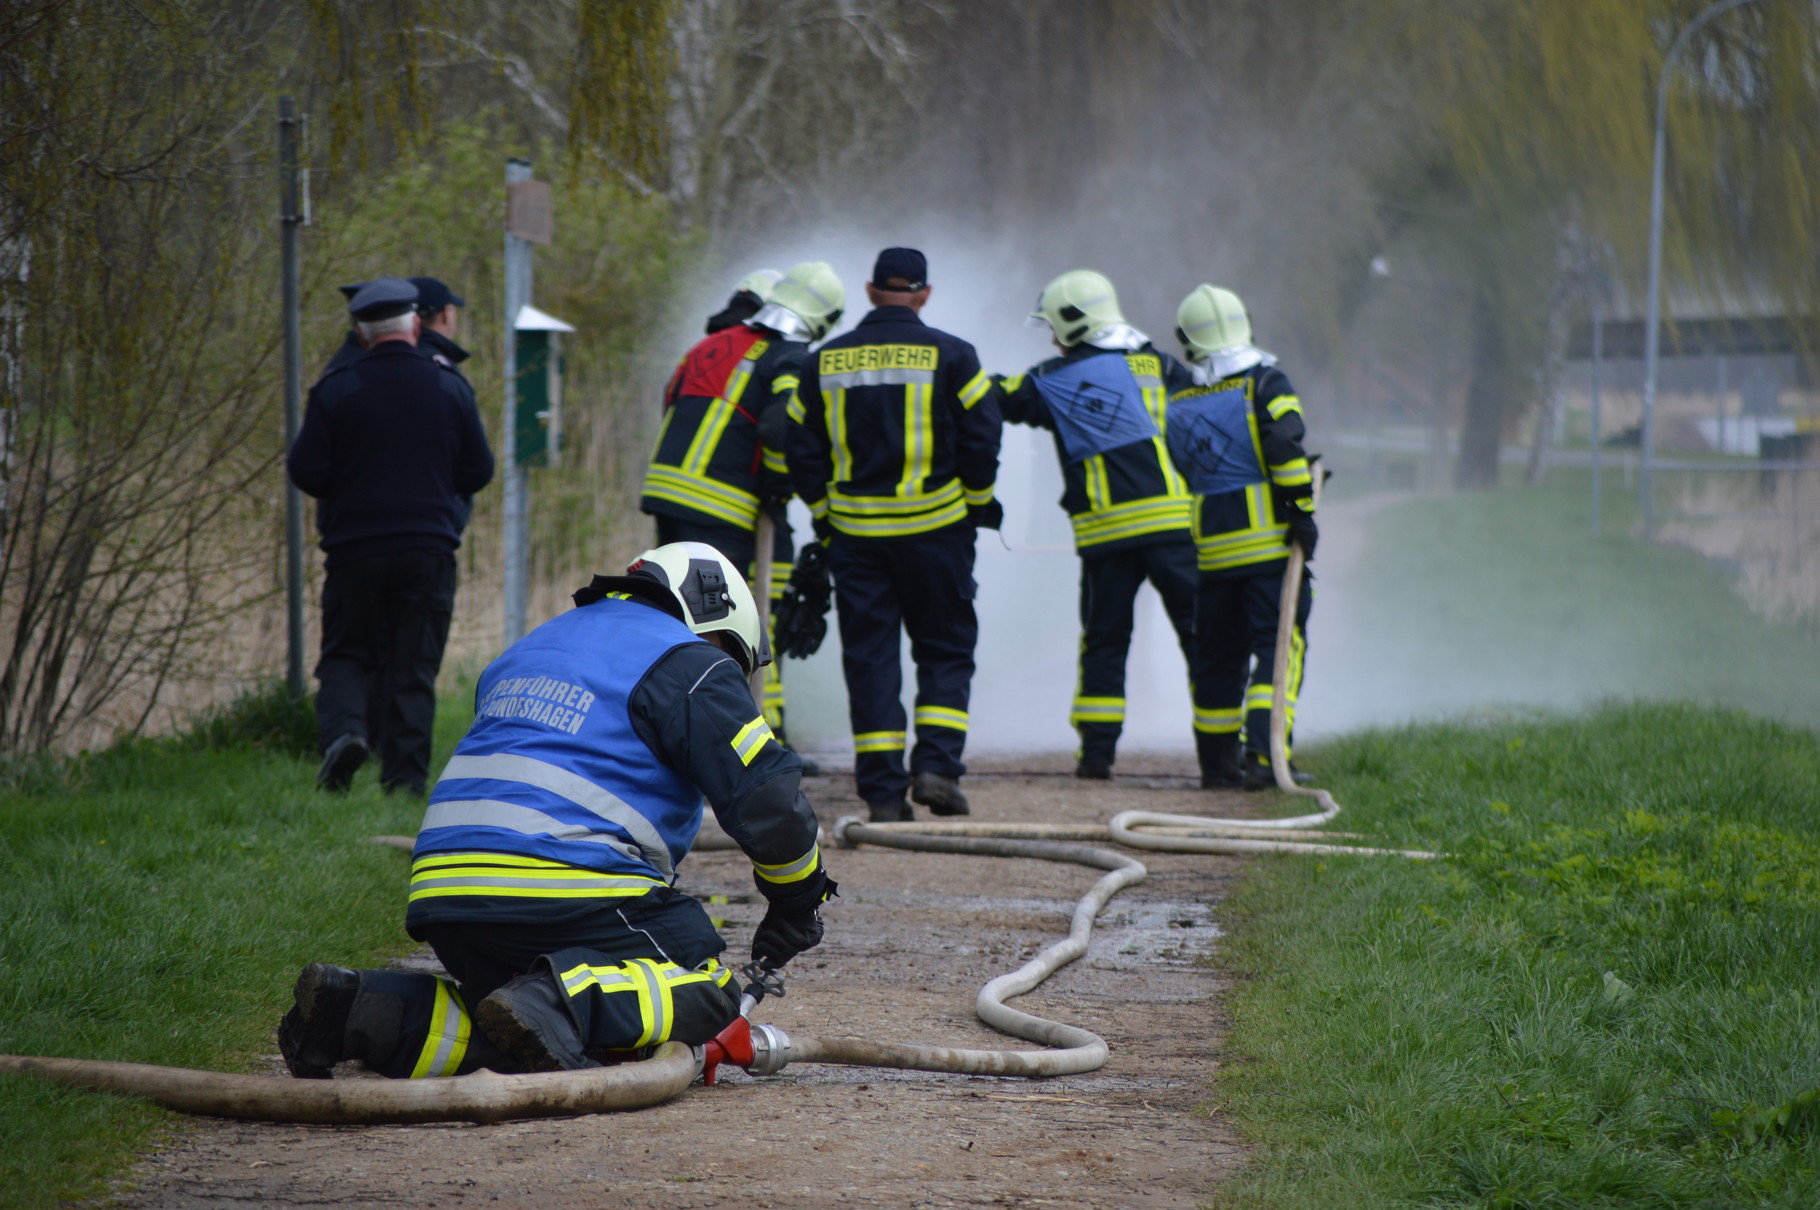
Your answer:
[415,597,704,883]
[1166,381,1267,496]
[1030,353,1161,464]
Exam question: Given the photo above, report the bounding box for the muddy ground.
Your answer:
[109,757,1262,1209]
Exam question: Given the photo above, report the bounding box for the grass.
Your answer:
[0,683,475,1209]
[1212,702,1820,1209]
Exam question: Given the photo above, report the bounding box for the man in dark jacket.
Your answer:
[287,277,495,796]
[277,542,834,1078]
[785,247,1003,821]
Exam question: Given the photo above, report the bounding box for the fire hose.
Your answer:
[1,463,1440,1121]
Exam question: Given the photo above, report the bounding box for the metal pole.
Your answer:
[748,512,776,707]
[502,158,533,647]
[279,96,307,699]
[1642,0,1767,536]
[1590,302,1603,536]
[1716,352,1727,452]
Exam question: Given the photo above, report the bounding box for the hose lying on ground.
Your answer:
[0,1042,700,1126]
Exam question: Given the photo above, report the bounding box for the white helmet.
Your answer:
[624,542,769,674]
[732,268,783,301]
[1029,269,1127,347]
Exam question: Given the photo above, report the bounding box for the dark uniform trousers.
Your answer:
[315,548,457,793]
[827,527,977,807]
[343,889,740,1078]
[1075,539,1206,762]
[652,514,795,731]
[1192,566,1313,763]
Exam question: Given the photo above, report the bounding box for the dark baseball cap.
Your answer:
[870,247,928,290]
[410,276,465,314]
[337,281,367,300]
[347,276,418,321]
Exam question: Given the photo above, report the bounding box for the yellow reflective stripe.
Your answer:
[1269,457,1312,487]
[828,498,969,537]
[410,978,472,1078]
[899,382,934,497]
[1154,436,1190,496]
[731,716,777,766]
[1266,394,1303,420]
[1002,372,1026,393]
[641,466,761,527]
[680,398,737,475]
[958,370,992,408]
[963,484,994,507]
[914,705,969,731]
[773,374,800,395]
[1082,454,1110,511]
[721,341,769,408]
[1070,496,1192,546]
[1070,696,1126,724]
[753,845,821,885]
[762,448,788,475]
[1246,684,1277,711]
[1194,706,1242,734]
[830,479,963,514]
[558,960,639,997]
[785,393,807,424]
[853,730,906,753]
[412,851,578,871]
[630,959,666,1047]
[807,495,829,519]
[830,387,853,483]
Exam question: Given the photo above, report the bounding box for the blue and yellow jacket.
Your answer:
[1164,362,1314,578]
[406,589,827,933]
[785,306,1002,540]
[999,343,1197,555]
[640,322,808,532]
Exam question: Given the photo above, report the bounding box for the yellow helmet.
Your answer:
[732,268,783,301]
[766,261,846,341]
[1174,284,1252,361]
[1029,269,1124,347]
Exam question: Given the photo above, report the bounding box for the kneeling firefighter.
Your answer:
[1165,285,1318,790]
[278,541,837,1077]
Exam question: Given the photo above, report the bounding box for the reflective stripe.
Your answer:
[753,845,821,885]
[854,730,906,753]
[1245,684,1277,710]
[641,465,762,528]
[829,479,963,514]
[829,387,853,483]
[731,716,777,766]
[807,495,830,519]
[1269,457,1312,488]
[1070,695,1126,725]
[1082,454,1110,511]
[963,484,994,507]
[1266,394,1303,420]
[829,497,968,538]
[1194,706,1242,735]
[631,959,666,1048]
[785,393,807,424]
[820,367,937,390]
[436,753,675,880]
[899,382,934,498]
[773,374,800,395]
[559,961,638,996]
[761,447,789,475]
[914,705,969,732]
[409,978,472,1078]
[1002,372,1027,393]
[420,799,645,858]
[409,853,663,901]
[958,370,992,408]
[681,398,737,475]
[1070,495,1192,548]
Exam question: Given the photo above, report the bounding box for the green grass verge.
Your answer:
[0,684,474,1209]
[1213,702,1820,1208]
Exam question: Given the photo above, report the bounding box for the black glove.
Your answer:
[752,904,823,968]
[811,514,834,542]
[773,541,833,659]
[1285,511,1318,560]
[968,499,1004,531]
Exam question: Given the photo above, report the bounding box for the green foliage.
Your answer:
[0,692,477,1210]
[176,681,316,759]
[1212,704,1820,1208]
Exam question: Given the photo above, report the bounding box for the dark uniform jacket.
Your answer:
[407,590,827,933]
[785,305,1002,540]
[640,322,808,532]
[1165,362,1314,578]
[1000,343,1197,556]
[287,339,494,568]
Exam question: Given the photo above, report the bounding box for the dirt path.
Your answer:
[109,759,1254,1209]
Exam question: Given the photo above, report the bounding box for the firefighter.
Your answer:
[1165,285,1317,790]
[999,270,1205,779]
[639,261,846,743]
[705,267,783,335]
[784,247,1003,822]
[277,542,836,1077]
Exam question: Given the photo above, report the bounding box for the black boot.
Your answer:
[1242,750,1277,792]
[867,797,912,823]
[278,963,360,1079]
[1196,733,1242,790]
[476,972,600,1072]
[1075,753,1113,780]
[911,772,970,816]
[317,733,368,792]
